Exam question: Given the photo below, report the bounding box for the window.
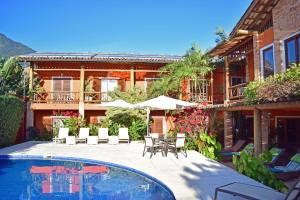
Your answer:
[285,33,300,68]
[231,76,243,86]
[261,46,275,78]
[52,77,71,92]
[52,77,72,101]
[101,79,118,101]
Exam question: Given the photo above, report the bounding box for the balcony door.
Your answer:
[101,79,118,101]
[52,77,72,102]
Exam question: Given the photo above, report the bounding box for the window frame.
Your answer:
[260,43,275,79]
[284,32,300,70]
[51,76,73,92]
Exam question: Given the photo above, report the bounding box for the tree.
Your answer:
[215,26,228,44]
[148,44,214,98]
[0,57,26,96]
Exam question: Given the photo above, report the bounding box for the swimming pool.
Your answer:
[0,156,175,200]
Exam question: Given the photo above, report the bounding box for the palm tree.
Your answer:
[148,44,214,98]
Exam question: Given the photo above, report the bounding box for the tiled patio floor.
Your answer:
[0,141,283,200]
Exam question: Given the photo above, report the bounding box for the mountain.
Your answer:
[0,33,35,58]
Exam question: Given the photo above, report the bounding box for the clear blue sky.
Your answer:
[0,0,252,55]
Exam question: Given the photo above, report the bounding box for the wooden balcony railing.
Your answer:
[228,83,247,100]
[84,92,110,103]
[187,93,211,103]
[33,92,80,103]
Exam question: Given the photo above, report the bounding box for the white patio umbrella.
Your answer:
[97,99,134,109]
[134,95,195,135]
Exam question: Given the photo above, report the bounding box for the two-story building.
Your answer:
[209,0,300,155]
[18,52,223,136]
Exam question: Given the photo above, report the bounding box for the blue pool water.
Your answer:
[0,158,175,200]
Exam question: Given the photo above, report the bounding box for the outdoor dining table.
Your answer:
[156,136,176,157]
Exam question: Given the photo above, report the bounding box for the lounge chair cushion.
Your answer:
[291,153,300,163]
[270,147,283,162]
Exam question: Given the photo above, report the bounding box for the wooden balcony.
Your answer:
[187,93,212,103]
[228,83,247,100]
[84,92,110,104]
[33,92,80,103]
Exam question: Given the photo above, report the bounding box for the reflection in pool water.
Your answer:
[0,159,174,200]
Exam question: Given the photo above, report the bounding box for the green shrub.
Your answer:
[244,63,300,104]
[129,119,147,140]
[196,131,222,161]
[233,151,288,193]
[88,123,100,136]
[0,95,24,147]
[62,116,86,136]
[108,123,120,136]
[26,126,40,140]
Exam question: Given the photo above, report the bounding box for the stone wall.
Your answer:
[273,0,300,72]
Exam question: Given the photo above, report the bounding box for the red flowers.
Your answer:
[173,108,208,137]
[52,110,80,118]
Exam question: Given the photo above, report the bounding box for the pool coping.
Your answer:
[0,154,176,200]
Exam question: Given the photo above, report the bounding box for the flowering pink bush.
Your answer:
[52,110,80,118]
[173,108,209,140]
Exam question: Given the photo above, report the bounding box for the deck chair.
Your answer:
[214,177,300,200]
[220,139,246,156]
[98,128,109,143]
[75,128,89,143]
[118,128,129,143]
[268,153,300,181]
[142,136,162,158]
[53,128,69,143]
[167,134,187,159]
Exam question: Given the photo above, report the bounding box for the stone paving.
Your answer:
[0,141,280,200]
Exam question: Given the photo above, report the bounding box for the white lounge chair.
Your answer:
[76,128,89,143]
[214,177,300,200]
[53,128,69,143]
[98,128,109,143]
[118,128,129,143]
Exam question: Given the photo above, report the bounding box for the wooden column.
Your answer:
[210,72,214,103]
[254,108,262,155]
[245,54,249,83]
[80,65,85,102]
[261,111,270,151]
[224,111,233,148]
[79,66,85,117]
[29,65,34,92]
[224,56,230,104]
[130,65,135,89]
[253,32,261,81]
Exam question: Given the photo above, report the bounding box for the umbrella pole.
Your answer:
[146,108,150,136]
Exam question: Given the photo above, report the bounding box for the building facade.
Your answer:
[210,0,300,155]
[18,53,223,136]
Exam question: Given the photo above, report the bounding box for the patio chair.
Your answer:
[142,136,162,158]
[98,128,109,143]
[53,128,69,143]
[220,139,246,156]
[268,153,300,181]
[75,128,90,143]
[118,128,129,143]
[166,135,186,159]
[214,177,300,200]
